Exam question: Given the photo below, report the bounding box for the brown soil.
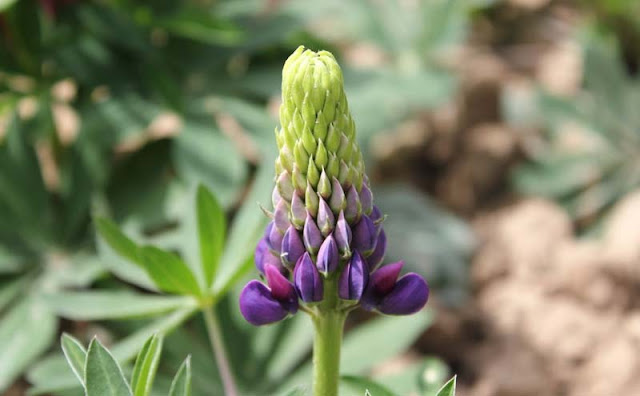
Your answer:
[420,195,640,396]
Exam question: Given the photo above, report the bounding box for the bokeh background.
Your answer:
[1,0,639,395]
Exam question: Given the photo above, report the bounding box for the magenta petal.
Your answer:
[264,264,299,313]
[316,235,339,274]
[281,226,305,269]
[377,273,429,315]
[239,280,290,326]
[369,261,403,295]
[293,253,323,302]
[339,251,368,300]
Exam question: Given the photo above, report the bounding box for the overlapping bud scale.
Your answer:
[239,47,429,325]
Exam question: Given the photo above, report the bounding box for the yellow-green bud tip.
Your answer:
[276,46,363,194]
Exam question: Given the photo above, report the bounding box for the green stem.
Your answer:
[312,277,346,396]
[203,307,238,396]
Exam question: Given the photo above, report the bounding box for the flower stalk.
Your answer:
[238,46,430,395]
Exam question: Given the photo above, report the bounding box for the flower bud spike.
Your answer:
[334,211,352,257]
[316,235,339,275]
[290,193,306,229]
[338,159,351,187]
[303,214,323,255]
[317,198,335,236]
[339,251,368,301]
[294,253,323,303]
[345,185,362,224]
[317,169,332,200]
[281,225,305,270]
[315,140,329,169]
[272,188,282,209]
[329,177,346,214]
[327,154,340,179]
[305,182,319,217]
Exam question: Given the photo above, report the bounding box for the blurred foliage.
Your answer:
[510,35,640,230]
[0,0,474,393]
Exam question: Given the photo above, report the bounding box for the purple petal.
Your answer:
[265,264,299,313]
[339,251,368,300]
[334,211,352,257]
[329,177,346,213]
[293,253,323,302]
[353,215,377,256]
[281,226,305,269]
[345,186,362,224]
[360,183,373,215]
[377,273,429,315]
[268,221,284,254]
[254,238,268,273]
[317,198,335,236]
[316,235,339,274]
[274,200,290,232]
[239,280,290,326]
[303,214,323,255]
[366,230,387,271]
[272,187,282,209]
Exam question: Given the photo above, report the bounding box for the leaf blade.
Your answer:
[196,184,226,288]
[85,338,132,396]
[60,333,87,388]
[139,246,202,296]
[131,334,163,396]
[169,356,192,396]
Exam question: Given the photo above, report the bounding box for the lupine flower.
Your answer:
[239,46,429,326]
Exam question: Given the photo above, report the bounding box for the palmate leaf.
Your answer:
[512,36,640,228]
[138,246,202,296]
[339,375,395,396]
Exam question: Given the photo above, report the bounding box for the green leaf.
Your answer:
[46,291,195,320]
[340,311,433,373]
[196,184,226,288]
[168,356,192,396]
[435,376,457,396]
[131,334,163,396]
[85,338,133,396]
[95,218,144,268]
[213,150,274,295]
[139,246,202,296]
[111,307,197,363]
[0,296,57,391]
[278,386,308,396]
[61,333,87,387]
[340,375,396,396]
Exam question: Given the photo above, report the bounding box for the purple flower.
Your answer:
[317,198,335,237]
[352,215,377,256]
[294,253,323,302]
[239,264,298,326]
[366,230,387,271]
[316,235,339,274]
[281,226,305,269]
[303,214,323,254]
[334,211,352,257]
[361,261,429,315]
[255,238,285,274]
[339,251,368,301]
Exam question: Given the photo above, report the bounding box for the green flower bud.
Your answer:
[275,46,365,213]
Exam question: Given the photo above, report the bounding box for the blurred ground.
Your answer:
[369,1,640,394]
